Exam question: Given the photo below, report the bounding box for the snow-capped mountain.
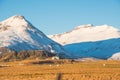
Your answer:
[49,24,120,45]
[49,24,120,60]
[0,15,67,56]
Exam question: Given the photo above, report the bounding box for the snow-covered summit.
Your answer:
[74,24,93,29]
[0,15,32,33]
[49,24,120,45]
[1,15,27,27]
[0,15,67,56]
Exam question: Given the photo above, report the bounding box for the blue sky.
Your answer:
[0,0,120,34]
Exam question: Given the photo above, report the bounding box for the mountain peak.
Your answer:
[11,15,25,20]
[3,15,26,22]
[1,15,29,28]
[75,24,93,30]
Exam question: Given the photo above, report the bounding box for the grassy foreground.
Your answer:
[0,60,120,80]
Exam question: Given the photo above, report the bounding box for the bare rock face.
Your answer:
[17,50,55,60]
[0,47,57,61]
[0,49,56,62]
[0,51,17,61]
[0,47,12,54]
[0,47,16,61]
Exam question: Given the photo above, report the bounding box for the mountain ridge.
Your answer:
[49,24,120,45]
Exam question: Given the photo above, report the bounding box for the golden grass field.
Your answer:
[0,59,120,80]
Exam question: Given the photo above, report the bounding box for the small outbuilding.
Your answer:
[52,56,60,60]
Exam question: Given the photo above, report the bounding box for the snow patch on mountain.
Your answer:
[108,52,120,60]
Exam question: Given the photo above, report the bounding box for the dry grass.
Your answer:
[0,60,120,80]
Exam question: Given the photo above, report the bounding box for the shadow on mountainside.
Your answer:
[64,38,120,59]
